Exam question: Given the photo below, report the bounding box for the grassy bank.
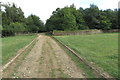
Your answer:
[54,33,118,77]
[2,34,37,65]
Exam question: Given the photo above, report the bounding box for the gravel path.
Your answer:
[3,35,84,78]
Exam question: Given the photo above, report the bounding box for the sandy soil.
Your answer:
[3,35,85,78]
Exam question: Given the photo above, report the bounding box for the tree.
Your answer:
[46,6,78,31]
[2,3,45,36]
[26,14,45,32]
[118,8,120,29]
[98,11,112,30]
[1,3,118,36]
[4,3,25,23]
[100,20,112,30]
[9,22,26,33]
[77,8,88,29]
[104,9,118,29]
[84,4,100,29]
[46,4,118,31]
[2,3,26,36]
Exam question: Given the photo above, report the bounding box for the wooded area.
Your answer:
[1,3,45,36]
[46,4,119,31]
[1,3,119,37]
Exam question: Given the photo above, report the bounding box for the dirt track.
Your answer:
[3,35,84,78]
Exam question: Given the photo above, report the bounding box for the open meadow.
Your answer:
[1,0,119,78]
[54,33,118,77]
[2,35,37,65]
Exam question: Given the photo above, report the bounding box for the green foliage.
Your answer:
[4,3,25,23]
[26,14,45,32]
[118,9,120,29]
[9,22,26,33]
[100,20,111,30]
[2,3,45,37]
[104,9,118,29]
[83,4,101,29]
[2,22,27,36]
[2,25,15,36]
[1,3,118,36]
[46,6,79,31]
[46,4,118,31]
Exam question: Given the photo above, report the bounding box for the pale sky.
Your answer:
[1,0,119,23]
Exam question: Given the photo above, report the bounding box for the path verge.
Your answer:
[52,36,116,80]
[2,36,38,71]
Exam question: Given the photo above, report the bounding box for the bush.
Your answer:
[2,25,15,36]
[2,22,27,36]
[9,22,26,33]
[78,24,89,30]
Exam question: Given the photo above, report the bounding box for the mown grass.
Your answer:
[11,39,38,78]
[54,33,118,78]
[2,34,37,65]
[54,38,98,78]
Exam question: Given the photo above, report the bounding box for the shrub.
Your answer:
[2,22,27,36]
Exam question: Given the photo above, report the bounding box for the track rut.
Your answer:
[3,35,84,78]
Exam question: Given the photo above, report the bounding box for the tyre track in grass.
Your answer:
[48,36,85,78]
[3,35,84,78]
[52,36,116,80]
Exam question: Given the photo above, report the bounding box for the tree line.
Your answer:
[1,3,45,36]
[1,3,119,36]
[46,4,119,31]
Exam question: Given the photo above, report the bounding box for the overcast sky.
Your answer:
[1,0,119,23]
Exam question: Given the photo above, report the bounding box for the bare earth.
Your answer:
[3,35,85,78]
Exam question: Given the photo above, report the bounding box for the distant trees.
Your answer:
[1,3,119,36]
[46,5,79,31]
[118,8,120,28]
[45,4,119,31]
[83,4,100,29]
[25,14,45,33]
[2,3,45,36]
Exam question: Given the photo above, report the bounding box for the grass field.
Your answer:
[54,33,118,77]
[2,35,37,65]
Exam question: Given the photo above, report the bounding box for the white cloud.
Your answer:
[98,0,119,10]
[1,0,119,23]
